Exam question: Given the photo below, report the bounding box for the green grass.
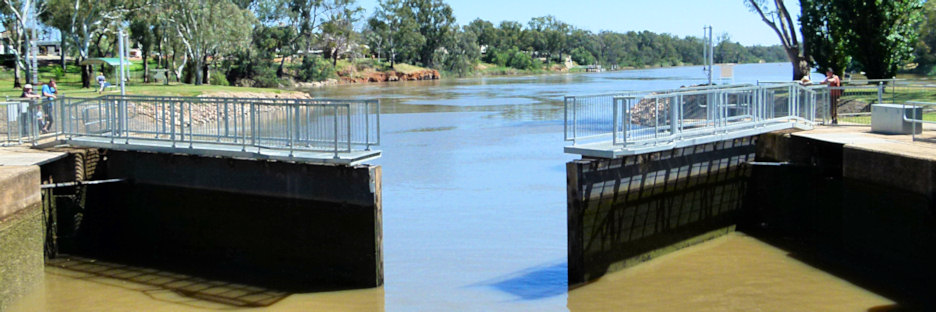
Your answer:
[839,112,936,124]
[0,62,289,99]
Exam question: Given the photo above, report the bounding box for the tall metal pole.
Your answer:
[30,28,38,84]
[704,26,713,85]
[118,28,126,96]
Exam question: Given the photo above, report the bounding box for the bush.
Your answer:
[483,47,510,67]
[507,49,534,70]
[297,56,336,82]
[50,66,66,80]
[209,72,229,86]
[251,65,286,88]
[571,47,596,66]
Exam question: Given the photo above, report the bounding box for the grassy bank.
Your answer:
[0,62,298,99]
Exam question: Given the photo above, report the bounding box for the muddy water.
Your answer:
[9,64,893,311]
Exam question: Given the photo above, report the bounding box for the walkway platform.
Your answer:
[66,136,381,166]
[0,146,67,166]
[792,123,936,162]
[565,122,811,158]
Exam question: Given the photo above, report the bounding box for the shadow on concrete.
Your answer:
[47,255,290,308]
[568,137,756,286]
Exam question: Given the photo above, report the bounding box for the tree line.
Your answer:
[748,0,936,80]
[13,0,919,89]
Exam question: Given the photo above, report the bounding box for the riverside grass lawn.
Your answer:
[0,61,294,99]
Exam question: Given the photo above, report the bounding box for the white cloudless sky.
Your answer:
[355,0,801,46]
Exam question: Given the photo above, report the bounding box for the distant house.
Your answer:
[35,41,61,57]
[0,31,62,57]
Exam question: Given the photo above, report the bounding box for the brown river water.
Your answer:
[8,64,901,311]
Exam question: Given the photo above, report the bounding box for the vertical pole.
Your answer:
[572,97,578,144]
[346,104,352,153]
[118,29,126,96]
[170,101,176,148]
[612,97,619,145]
[877,82,883,104]
[671,95,679,137]
[365,101,371,151]
[333,106,339,159]
[654,97,659,139]
[623,98,629,145]
[30,28,38,85]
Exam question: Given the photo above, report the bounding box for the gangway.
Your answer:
[564,83,828,158]
[41,95,380,165]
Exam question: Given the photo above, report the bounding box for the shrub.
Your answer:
[571,47,596,66]
[297,56,336,82]
[209,72,229,86]
[507,49,533,70]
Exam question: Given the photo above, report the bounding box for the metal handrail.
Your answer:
[905,101,936,142]
[58,95,379,158]
[566,83,823,151]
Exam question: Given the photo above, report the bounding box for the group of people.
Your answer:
[18,72,112,135]
[800,68,842,124]
[20,79,57,133]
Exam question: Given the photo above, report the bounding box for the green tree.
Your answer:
[39,0,138,87]
[464,18,495,48]
[161,0,255,85]
[435,29,479,76]
[746,0,810,80]
[800,0,850,76]
[914,0,936,74]
[408,0,455,67]
[129,17,156,83]
[368,0,423,68]
[570,47,595,65]
[836,0,923,79]
[321,1,361,66]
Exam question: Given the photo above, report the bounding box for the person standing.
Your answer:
[19,84,40,135]
[821,68,841,124]
[97,72,110,94]
[41,79,57,132]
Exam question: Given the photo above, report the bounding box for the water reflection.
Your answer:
[47,256,290,308]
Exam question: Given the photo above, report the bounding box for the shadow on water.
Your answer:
[479,262,568,301]
[743,157,936,311]
[47,256,290,308]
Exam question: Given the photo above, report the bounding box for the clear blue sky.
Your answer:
[355,0,800,46]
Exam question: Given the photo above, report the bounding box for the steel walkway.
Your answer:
[564,83,829,158]
[27,95,381,165]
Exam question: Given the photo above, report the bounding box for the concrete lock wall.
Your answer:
[0,166,43,311]
[56,150,382,291]
[747,131,936,308]
[567,137,756,286]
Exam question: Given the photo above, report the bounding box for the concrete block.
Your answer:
[872,104,923,135]
[0,166,43,311]
[0,166,40,219]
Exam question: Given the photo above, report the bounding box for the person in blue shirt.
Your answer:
[40,79,57,133]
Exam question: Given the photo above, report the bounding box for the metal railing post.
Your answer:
[571,97,577,144]
[289,103,295,157]
[346,104,352,153]
[170,101,176,148]
[612,97,619,145]
[878,82,884,104]
[623,98,629,145]
[671,95,679,137]
[365,100,371,151]
[333,105,339,159]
